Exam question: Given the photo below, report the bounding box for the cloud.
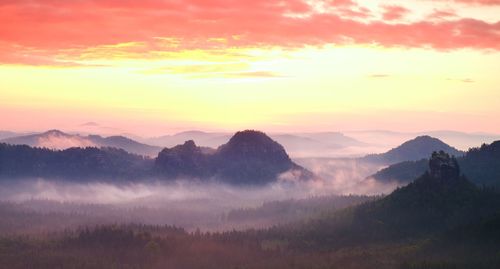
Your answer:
[0,174,393,207]
[382,6,410,21]
[81,122,100,127]
[0,45,97,67]
[1,0,500,65]
[149,63,249,75]
[141,62,282,79]
[427,9,458,20]
[450,0,500,5]
[37,134,96,150]
[368,74,391,78]
[446,77,475,83]
[223,71,284,78]
[294,158,400,195]
[426,0,500,5]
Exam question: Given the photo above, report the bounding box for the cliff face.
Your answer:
[429,150,460,180]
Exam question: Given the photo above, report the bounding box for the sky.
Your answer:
[1,0,499,136]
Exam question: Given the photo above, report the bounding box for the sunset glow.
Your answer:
[1,0,499,135]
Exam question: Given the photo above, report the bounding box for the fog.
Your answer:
[1,180,274,207]
[0,158,402,233]
[294,157,401,194]
[0,157,398,205]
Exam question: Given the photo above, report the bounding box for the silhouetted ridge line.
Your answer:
[361,135,463,164]
[371,140,500,187]
[0,130,313,185]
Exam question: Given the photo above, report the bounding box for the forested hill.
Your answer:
[277,151,500,249]
[0,130,312,185]
[361,135,463,164]
[0,143,154,180]
[1,151,500,268]
[371,140,500,187]
[1,129,162,156]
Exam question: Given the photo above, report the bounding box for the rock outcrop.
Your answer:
[155,130,312,184]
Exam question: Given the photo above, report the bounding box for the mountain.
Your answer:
[0,131,24,140]
[0,130,312,184]
[271,132,366,158]
[351,151,482,239]
[155,140,212,178]
[214,130,311,184]
[0,143,154,180]
[155,130,313,184]
[2,151,500,269]
[425,130,500,150]
[2,130,96,149]
[371,159,428,183]
[283,151,500,248]
[87,134,161,156]
[345,130,500,151]
[145,130,366,158]
[296,132,363,146]
[361,135,463,164]
[371,140,500,187]
[145,131,231,148]
[459,140,500,187]
[2,130,162,156]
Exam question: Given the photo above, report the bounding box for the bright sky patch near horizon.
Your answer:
[1,0,499,136]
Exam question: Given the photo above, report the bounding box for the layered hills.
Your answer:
[0,130,311,185]
[361,135,463,164]
[1,130,162,156]
[371,140,500,187]
[280,151,500,249]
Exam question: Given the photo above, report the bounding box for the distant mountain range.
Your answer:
[360,135,463,164]
[1,130,162,156]
[150,129,499,158]
[3,129,498,159]
[0,144,154,180]
[0,130,367,158]
[0,130,312,185]
[345,130,500,151]
[144,131,231,148]
[371,140,500,187]
[0,131,24,141]
[145,131,366,158]
[3,128,496,188]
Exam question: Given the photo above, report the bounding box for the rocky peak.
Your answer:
[155,140,209,177]
[182,140,197,150]
[429,150,460,180]
[154,130,312,184]
[161,140,198,154]
[217,130,290,160]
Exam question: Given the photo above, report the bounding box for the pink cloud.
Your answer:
[329,0,357,7]
[225,71,283,78]
[452,0,500,5]
[428,9,458,20]
[1,0,499,65]
[382,6,410,21]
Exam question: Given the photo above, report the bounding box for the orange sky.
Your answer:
[1,0,499,136]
